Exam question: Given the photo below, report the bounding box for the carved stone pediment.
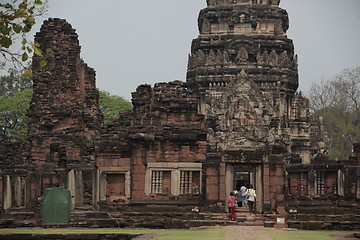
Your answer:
[208,72,277,151]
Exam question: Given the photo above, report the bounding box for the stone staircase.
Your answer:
[0,207,38,227]
[285,199,360,230]
[68,205,268,229]
[0,204,271,229]
[202,206,266,227]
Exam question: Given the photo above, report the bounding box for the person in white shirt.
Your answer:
[247,184,256,214]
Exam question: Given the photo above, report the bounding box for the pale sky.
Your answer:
[26,0,360,100]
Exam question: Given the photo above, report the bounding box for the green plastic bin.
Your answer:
[41,187,72,225]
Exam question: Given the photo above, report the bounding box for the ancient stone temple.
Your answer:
[186,0,328,212]
[0,0,359,230]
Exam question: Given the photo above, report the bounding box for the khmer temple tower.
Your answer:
[186,0,325,213]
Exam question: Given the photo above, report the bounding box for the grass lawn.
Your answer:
[0,228,226,240]
[268,229,354,240]
[0,228,356,240]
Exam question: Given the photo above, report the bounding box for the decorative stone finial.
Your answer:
[207,0,280,6]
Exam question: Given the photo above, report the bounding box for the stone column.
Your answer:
[225,164,233,212]
[145,168,151,196]
[171,169,181,196]
[219,163,226,201]
[92,169,99,208]
[125,171,131,199]
[74,171,84,207]
[4,176,12,210]
[225,164,233,197]
[67,170,76,208]
[24,176,31,208]
[99,171,107,202]
[309,169,316,196]
[337,170,345,197]
[256,165,263,213]
[14,176,22,207]
[263,163,271,212]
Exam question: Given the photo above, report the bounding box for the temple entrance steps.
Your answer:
[285,198,360,230]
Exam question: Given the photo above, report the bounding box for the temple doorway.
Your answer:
[226,164,263,213]
[233,164,257,191]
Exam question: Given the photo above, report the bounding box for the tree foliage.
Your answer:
[0,88,32,142]
[0,67,32,96]
[0,68,33,145]
[308,66,360,160]
[0,0,48,71]
[99,90,133,124]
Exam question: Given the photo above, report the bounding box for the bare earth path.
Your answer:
[223,226,272,240]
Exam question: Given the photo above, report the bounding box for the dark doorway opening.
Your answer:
[235,171,250,191]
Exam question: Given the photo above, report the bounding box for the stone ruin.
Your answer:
[0,0,359,230]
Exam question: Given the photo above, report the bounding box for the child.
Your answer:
[227,191,236,221]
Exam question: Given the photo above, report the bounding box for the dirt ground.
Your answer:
[223,226,272,240]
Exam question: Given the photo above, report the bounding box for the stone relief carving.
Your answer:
[279,51,291,67]
[255,49,295,69]
[262,51,269,65]
[195,50,206,66]
[207,71,277,151]
[274,19,284,35]
[224,51,230,64]
[190,47,295,69]
[207,50,216,65]
[240,14,246,23]
[208,0,217,6]
[269,49,278,66]
[236,47,249,63]
[202,18,211,34]
[216,50,224,64]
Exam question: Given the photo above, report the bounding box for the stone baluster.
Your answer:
[180,171,185,194]
[189,171,193,194]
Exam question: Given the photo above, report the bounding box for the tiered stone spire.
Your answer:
[187,1,315,164]
[187,0,297,99]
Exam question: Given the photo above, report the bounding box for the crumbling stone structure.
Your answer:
[0,0,359,230]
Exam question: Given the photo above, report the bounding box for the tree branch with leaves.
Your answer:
[0,0,48,73]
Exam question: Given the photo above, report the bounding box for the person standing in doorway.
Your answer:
[239,185,248,207]
[227,191,236,221]
[247,184,256,214]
